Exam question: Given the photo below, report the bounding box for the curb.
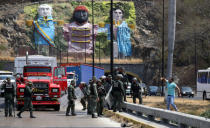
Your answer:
[104,109,155,128]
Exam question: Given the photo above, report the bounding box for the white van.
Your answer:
[0,71,16,96]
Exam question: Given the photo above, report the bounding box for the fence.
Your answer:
[123,102,210,128]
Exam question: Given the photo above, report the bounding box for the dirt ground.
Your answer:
[127,96,210,116]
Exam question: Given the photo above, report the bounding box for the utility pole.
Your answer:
[110,0,114,76]
[92,0,95,77]
[166,0,176,79]
[161,0,165,96]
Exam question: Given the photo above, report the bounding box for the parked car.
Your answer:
[0,75,16,97]
[181,86,194,97]
[157,86,165,96]
[148,86,158,96]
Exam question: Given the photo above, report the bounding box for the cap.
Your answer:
[27,81,33,85]
[71,80,75,84]
[80,81,85,84]
[74,5,89,13]
[97,79,102,83]
[6,77,11,80]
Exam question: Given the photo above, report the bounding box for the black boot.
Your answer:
[30,112,36,118]
[17,112,22,118]
[66,113,70,116]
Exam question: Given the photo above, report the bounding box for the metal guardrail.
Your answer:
[123,102,210,128]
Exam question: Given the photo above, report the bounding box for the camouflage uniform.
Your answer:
[111,74,124,112]
[66,81,77,116]
[89,78,98,118]
[131,78,142,104]
[97,80,106,116]
[80,82,89,110]
[17,81,35,118]
[1,78,15,117]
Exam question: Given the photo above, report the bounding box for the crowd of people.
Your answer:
[1,67,182,119]
[65,67,144,118]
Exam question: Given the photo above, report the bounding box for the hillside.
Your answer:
[0,0,210,86]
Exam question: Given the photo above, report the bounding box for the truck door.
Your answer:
[53,67,67,93]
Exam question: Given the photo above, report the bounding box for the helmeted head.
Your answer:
[92,76,97,82]
[97,79,102,86]
[80,81,86,86]
[101,75,106,79]
[27,81,33,86]
[73,5,89,24]
[38,4,52,17]
[6,77,11,82]
[113,8,123,21]
[71,80,75,85]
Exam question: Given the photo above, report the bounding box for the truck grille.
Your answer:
[33,82,49,95]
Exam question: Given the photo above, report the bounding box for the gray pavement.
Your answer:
[0,97,121,128]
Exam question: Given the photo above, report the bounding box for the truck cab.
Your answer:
[16,65,61,111]
[66,72,76,87]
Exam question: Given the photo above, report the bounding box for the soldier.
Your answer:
[66,80,77,116]
[87,79,92,115]
[118,67,129,101]
[1,77,16,117]
[104,75,112,93]
[111,74,124,112]
[17,81,36,118]
[89,77,99,118]
[97,80,106,117]
[80,82,89,110]
[131,77,142,104]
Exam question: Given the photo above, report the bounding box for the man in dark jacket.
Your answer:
[17,81,36,118]
[1,77,15,117]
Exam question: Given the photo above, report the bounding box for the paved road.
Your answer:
[0,97,121,128]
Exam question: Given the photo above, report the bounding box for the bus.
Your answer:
[197,68,210,100]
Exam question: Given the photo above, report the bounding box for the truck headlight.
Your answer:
[52,88,58,93]
[19,88,24,93]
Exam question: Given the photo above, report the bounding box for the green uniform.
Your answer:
[66,84,76,116]
[17,84,35,118]
[2,81,15,117]
[111,79,124,112]
[89,83,98,118]
[80,85,89,110]
[131,82,142,104]
[97,83,106,116]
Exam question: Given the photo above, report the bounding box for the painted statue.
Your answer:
[63,5,97,54]
[26,4,63,55]
[113,8,132,57]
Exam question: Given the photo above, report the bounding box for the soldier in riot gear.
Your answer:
[104,75,113,93]
[66,80,77,116]
[89,76,99,118]
[111,74,124,112]
[80,82,89,110]
[118,67,129,101]
[1,77,16,117]
[87,79,92,115]
[131,77,142,104]
[17,81,36,118]
[96,80,106,117]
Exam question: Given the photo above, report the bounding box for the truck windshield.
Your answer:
[27,76,51,80]
[67,74,74,79]
[24,67,51,73]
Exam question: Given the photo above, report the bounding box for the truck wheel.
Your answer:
[54,105,60,111]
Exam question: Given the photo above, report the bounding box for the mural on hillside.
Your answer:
[24,1,136,58]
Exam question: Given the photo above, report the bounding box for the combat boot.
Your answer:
[17,112,22,118]
[66,112,70,116]
[30,112,36,118]
[92,113,98,118]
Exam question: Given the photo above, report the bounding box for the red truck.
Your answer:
[15,55,67,111]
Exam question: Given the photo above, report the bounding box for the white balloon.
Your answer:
[38,4,52,17]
